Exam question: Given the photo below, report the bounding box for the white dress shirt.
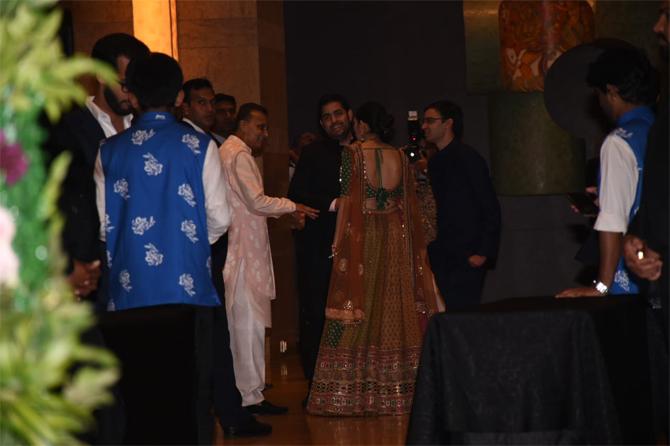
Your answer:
[85,96,132,137]
[95,130,230,244]
[594,133,639,234]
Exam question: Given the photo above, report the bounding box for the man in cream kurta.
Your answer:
[219,103,317,413]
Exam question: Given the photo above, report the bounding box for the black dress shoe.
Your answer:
[222,417,272,438]
[246,400,288,415]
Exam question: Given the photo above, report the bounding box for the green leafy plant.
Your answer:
[0,0,120,444]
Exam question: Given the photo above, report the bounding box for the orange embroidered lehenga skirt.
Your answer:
[307,196,432,415]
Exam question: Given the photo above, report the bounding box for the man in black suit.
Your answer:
[46,33,149,444]
[180,77,272,438]
[422,100,501,309]
[624,0,669,334]
[47,33,149,309]
[623,4,668,439]
[288,94,353,389]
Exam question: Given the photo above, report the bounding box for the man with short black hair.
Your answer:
[182,78,222,144]
[558,46,657,298]
[423,100,501,309]
[48,32,149,305]
[180,78,272,439]
[46,32,149,444]
[214,93,237,140]
[220,103,318,415]
[288,94,354,391]
[94,52,232,443]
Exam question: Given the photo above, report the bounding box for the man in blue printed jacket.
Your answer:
[95,54,231,310]
[94,53,232,443]
[558,47,658,298]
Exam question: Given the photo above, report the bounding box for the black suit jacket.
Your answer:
[628,97,669,301]
[46,106,106,265]
[288,138,343,250]
[427,139,501,268]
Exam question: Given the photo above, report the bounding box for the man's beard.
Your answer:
[329,124,350,141]
[104,87,133,116]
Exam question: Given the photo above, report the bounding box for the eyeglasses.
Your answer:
[422,117,446,125]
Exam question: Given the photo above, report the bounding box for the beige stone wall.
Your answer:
[61,0,134,55]
[60,0,134,93]
[176,1,261,103]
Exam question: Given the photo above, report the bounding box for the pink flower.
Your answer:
[0,206,19,287]
[0,130,29,186]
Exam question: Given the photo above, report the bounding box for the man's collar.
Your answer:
[437,135,456,151]
[329,135,354,147]
[137,111,175,124]
[182,117,206,135]
[86,96,132,128]
[616,105,654,127]
[227,134,252,153]
[85,96,132,137]
[211,132,226,144]
[338,134,355,146]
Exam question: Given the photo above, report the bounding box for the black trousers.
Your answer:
[77,325,125,445]
[101,305,201,445]
[428,247,486,309]
[99,234,248,445]
[294,237,332,383]
[205,235,251,426]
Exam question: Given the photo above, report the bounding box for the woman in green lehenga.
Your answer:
[306,102,440,416]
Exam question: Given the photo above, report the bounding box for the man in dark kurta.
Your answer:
[288,94,353,386]
[423,100,501,308]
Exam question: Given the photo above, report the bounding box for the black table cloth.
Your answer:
[407,297,658,445]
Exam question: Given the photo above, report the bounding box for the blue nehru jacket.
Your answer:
[604,106,654,295]
[100,111,220,311]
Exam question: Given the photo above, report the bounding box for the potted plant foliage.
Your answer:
[1,0,120,443]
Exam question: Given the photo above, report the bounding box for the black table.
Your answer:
[407,297,661,445]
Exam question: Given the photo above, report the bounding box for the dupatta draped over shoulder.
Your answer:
[324,143,439,323]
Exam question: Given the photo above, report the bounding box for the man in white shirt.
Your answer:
[558,47,657,297]
[94,52,237,443]
[47,33,149,304]
[181,78,224,144]
[220,103,318,415]
[179,78,273,437]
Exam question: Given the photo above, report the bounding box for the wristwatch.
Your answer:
[593,280,609,295]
